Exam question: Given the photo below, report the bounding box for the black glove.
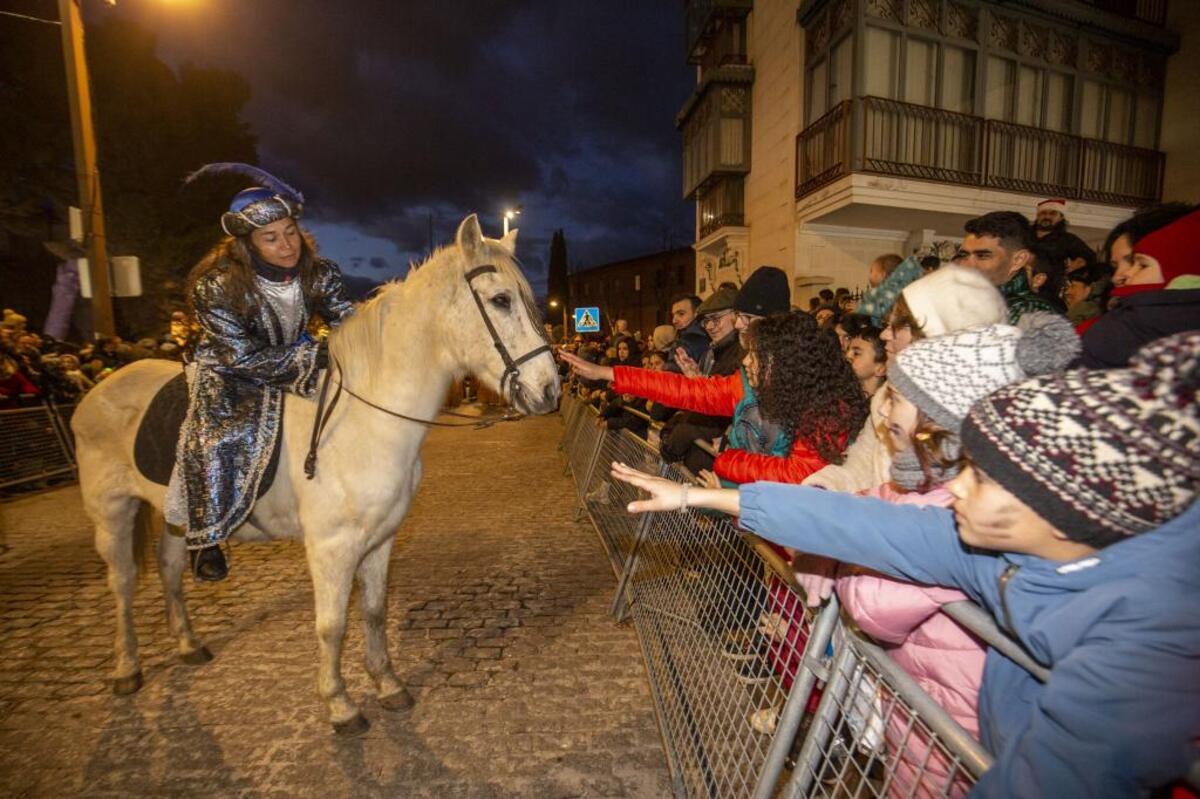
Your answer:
[315,341,330,370]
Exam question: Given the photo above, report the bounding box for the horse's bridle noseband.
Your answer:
[303,263,553,480]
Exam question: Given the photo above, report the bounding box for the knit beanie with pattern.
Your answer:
[889,312,1081,433]
[901,264,1008,337]
[961,332,1200,547]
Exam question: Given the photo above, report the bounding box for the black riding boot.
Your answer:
[190,544,229,582]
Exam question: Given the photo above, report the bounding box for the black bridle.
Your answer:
[463,263,554,402]
[304,263,553,479]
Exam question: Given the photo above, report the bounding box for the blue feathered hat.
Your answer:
[185,163,305,237]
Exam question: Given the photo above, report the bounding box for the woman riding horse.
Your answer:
[167,163,354,580]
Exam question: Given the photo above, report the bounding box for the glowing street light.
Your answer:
[547,297,566,340]
[502,206,521,236]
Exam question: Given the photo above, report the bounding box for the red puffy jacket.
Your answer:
[612,366,827,484]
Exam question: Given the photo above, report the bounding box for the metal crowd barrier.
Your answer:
[0,399,78,491]
[557,392,1016,798]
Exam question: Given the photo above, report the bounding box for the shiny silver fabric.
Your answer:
[176,257,354,548]
[257,276,305,343]
[220,195,302,237]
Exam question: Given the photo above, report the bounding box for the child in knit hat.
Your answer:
[611,331,1200,797]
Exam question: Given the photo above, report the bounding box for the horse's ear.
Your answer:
[456,214,485,263]
[498,228,518,256]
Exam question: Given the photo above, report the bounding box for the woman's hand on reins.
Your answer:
[557,349,615,383]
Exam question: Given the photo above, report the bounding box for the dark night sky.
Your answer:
[110,0,696,293]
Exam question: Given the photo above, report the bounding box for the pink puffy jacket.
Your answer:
[836,484,985,798]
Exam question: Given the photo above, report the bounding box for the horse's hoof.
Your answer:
[379,688,414,712]
[179,646,214,666]
[332,712,370,737]
[112,671,144,696]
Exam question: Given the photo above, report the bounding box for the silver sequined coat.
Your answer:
[178,257,354,546]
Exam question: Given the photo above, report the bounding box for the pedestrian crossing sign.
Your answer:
[573,307,600,333]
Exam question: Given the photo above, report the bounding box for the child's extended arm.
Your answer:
[612,463,984,594]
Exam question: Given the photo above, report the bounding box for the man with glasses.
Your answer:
[660,286,743,474]
[695,287,741,376]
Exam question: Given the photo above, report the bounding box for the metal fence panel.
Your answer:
[579,429,664,580]
[626,506,824,798]
[785,619,990,799]
[566,404,605,505]
[0,404,76,490]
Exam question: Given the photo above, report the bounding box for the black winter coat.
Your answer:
[1079,288,1200,369]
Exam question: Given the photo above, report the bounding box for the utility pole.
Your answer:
[58,0,115,338]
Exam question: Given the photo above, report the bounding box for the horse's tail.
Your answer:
[132,501,160,578]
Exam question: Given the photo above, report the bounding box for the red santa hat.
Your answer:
[1134,207,1200,284]
[1037,197,1068,212]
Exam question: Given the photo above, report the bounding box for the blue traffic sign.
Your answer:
[573,307,600,333]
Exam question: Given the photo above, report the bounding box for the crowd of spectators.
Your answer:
[0,307,196,409]
[559,197,1199,797]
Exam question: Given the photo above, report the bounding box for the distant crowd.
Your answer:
[0,308,196,408]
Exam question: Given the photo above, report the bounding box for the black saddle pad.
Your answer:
[133,371,281,498]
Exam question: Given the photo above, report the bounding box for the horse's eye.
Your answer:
[490,293,511,311]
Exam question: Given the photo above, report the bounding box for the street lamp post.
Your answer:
[502,207,521,236]
[58,0,116,338]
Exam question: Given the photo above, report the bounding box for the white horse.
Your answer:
[71,214,560,734]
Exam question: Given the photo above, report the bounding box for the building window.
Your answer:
[802,0,1162,147]
[808,25,976,122]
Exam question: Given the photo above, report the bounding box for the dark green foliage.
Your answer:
[545,228,569,317]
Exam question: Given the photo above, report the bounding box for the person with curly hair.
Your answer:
[560,310,868,484]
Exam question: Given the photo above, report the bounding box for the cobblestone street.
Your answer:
[0,414,670,798]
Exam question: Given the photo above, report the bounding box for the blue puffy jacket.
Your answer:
[738,483,1200,797]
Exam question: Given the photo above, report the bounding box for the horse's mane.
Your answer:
[327,240,535,390]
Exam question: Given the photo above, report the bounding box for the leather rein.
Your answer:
[304,263,553,479]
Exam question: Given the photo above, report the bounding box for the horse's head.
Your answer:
[446,214,561,415]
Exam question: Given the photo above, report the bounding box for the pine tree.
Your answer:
[545,229,569,336]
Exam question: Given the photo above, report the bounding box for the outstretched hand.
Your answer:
[557,349,615,383]
[674,347,701,378]
[610,462,687,514]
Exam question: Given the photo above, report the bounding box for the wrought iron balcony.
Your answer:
[698,177,745,239]
[795,96,1164,207]
[686,0,753,63]
[679,67,754,199]
[1078,0,1168,27]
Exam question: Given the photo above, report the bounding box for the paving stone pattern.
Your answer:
[0,415,671,797]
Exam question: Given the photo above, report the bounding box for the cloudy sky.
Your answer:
[112,0,696,293]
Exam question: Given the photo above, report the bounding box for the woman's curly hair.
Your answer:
[745,313,870,463]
